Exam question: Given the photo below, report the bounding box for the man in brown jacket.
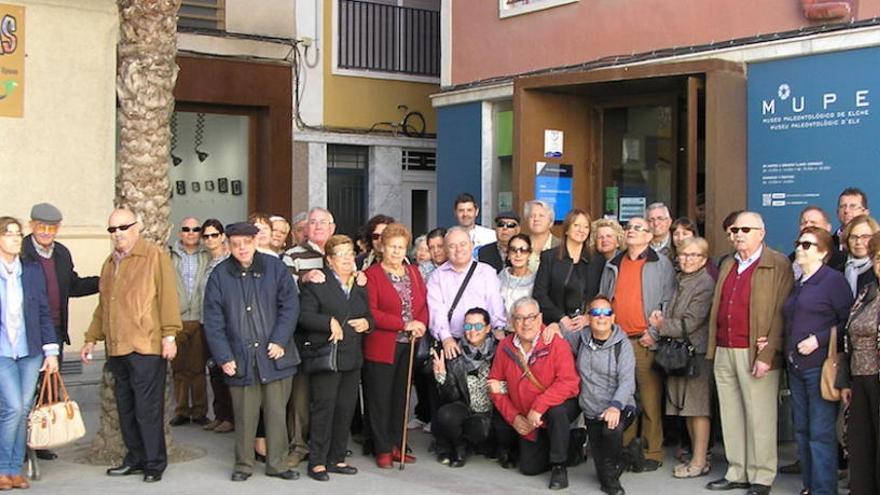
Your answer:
[705,211,794,495]
[80,208,182,483]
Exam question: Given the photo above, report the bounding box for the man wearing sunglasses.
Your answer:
[81,208,182,483]
[168,217,211,426]
[478,211,521,273]
[706,211,793,495]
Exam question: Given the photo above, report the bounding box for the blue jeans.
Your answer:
[789,367,838,495]
[0,354,43,475]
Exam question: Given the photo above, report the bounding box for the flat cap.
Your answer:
[225,222,259,237]
[30,203,63,224]
[493,211,520,223]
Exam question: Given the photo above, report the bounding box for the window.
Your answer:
[499,0,578,19]
[401,149,436,171]
[179,0,226,30]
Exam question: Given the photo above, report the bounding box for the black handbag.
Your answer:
[299,341,338,374]
[653,318,698,378]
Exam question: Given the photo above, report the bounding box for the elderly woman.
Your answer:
[844,214,880,297]
[524,200,560,272]
[0,217,59,490]
[648,237,715,479]
[498,234,536,318]
[839,231,880,495]
[419,227,447,282]
[533,208,605,332]
[364,223,429,468]
[248,212,276,257]
[298,235,372,481]
[591,218,625,261]
[782,227,852,495]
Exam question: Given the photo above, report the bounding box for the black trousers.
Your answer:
[108,353,167,474]
[308,368,360,467]
[586,411,635,489]
[362,343,410,455]
[433,401,491,455]
[848,374,880,495]
[208,361,233,423]
[493,398,579,475]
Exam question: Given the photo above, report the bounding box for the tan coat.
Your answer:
[85,238,182,356]
[706,246,794,369]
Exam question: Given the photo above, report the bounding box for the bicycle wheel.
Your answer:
[402,111,426,138]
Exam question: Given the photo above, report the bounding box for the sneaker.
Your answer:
[407,418,426,430]
[421,422,432,433]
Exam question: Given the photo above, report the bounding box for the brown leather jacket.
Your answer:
[85,238,182,356]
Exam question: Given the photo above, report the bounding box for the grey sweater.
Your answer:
[565,325,636,419]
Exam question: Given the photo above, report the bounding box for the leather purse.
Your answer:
[27,371,86,449]
[653,319,699,378]
[299,341,338,374]
[820,326,841,401]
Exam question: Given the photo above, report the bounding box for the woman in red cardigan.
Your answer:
[364,223,429,468]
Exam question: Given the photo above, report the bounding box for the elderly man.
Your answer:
[270,215,290,255]
[204,222,300,482]
[478,211,521,273]
[835,187,870,250]
[705,211,793,495]
[168,217,211,426]
[524,200,560,272]
[646,202,673,259]
[488,296,580,490]
[81,209,181,483]
[598,216,675,471]
[427,227,507,359]
[454,193,496,250]
[290,212,308,247]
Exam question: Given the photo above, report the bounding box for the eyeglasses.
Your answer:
[794,240,817,250]
[508,246,531,255]
[181,226,202,233]
[332,250,356,258]
[624,224,649,233]
[850,234,873,243]
[463,323,486,332]
[588,307,614,317]
[511,313,539,325]
[729,226,762,234]
[496,221,519,229]
[839,203,865,211]
[107,222,137,234]
[371,233,382,240]
[309,219,333,226]
[678,252,706,260]
[33,224,59,234]
[2,232,23,239]
[202,232,222,239]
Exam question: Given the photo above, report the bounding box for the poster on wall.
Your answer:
[534,162,572,223]
[0,4,24,118]
[618,197,646,223]
[748,47,880,251]
[544,129,563,158]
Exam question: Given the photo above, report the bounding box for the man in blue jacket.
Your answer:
[203,222,301,482]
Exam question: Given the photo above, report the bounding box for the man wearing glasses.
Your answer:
[487,296,579,490]
[706,211,793,495]
[168,217,211,426]
[81,208,182,483]
[598,216,675,472]
[478,211,521,273]
[646,203,674,259]
[835,187,870,251]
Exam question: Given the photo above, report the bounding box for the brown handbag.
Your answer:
[820,326,841,401]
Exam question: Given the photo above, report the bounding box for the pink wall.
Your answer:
[451,0,880,86]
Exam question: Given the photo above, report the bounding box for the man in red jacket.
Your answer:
[488,296,580,490]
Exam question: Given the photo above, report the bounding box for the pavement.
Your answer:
[31,357,814,494]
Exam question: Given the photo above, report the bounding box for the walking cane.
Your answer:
[399,333,418,470]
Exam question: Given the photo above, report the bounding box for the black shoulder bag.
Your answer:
[653,318,698,378]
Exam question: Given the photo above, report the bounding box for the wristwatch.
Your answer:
[163,336,176,343]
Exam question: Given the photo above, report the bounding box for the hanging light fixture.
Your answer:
[194,112,209,162]
[170,112,182,166]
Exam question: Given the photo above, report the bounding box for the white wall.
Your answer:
[225,0,295,38]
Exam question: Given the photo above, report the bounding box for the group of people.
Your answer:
[1,188,879,495]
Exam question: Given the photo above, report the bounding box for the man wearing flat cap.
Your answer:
[203,222,301,482]
[478,211,522,273]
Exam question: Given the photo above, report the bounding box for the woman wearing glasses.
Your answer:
[498,234,536,318]
[843,215,880,297]
[647,237,716,479]
[357,215,395,270]
[783,226,852,495]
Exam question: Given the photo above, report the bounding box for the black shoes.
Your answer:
[498,451,516,469]
[326,464,358,475]
[601,486,626,495]
[307,468,329,482]
[231,471,251,482]
[706,478,751,491]
[254,450,267,463]
[746,484,771,495]
[779,460,801,475]
[639,459,662,472]
[266,470,300,480]
[449,453,465,468]
[191,416,211,426]
[35,450,58,460]
[143,473,162,483]
[169,415,190,426]
[549,465,568,490]
[106,464,144,476]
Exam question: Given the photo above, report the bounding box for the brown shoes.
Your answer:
[0,476,11,491]
[11,475,30,489]
[213,421,234,433]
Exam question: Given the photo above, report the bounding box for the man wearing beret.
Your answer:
[203,222,301,482]
[478,211,522,273]
[21,202,99,460]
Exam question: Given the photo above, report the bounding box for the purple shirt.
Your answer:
[427,261,507,341]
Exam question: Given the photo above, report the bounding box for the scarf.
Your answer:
[0,257,24,348]
[459,336,497,374]
[845,255,872,297]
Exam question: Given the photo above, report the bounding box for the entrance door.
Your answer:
[401,170,437,237]
[327,144,369,239]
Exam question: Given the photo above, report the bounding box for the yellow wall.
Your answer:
[322,0,438,133]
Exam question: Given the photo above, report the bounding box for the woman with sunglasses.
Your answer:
[357,215,395,271]
[647,237,716,479]
[781,227,853,495]
[498,234,536,318]
[562,295,636,495]
[430,307,497,467]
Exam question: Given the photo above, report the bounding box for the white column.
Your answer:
[368,146,403,218]
[308,141,327,208]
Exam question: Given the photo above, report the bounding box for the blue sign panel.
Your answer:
[535,162,573,223]
[748,47,880,252]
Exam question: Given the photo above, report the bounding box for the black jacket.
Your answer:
[21,234,99,344]
[477,242,504,273]
[297,267,373,372]
[533,244,605,324]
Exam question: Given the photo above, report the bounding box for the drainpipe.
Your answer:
[801,0,852,21]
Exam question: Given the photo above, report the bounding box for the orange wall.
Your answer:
[451,0,880,86]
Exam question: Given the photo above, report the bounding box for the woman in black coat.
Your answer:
[298,235,373,481]
[532,208,605,331]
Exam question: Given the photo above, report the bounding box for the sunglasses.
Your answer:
[181,226,202,233]
[794,240,817,250]
[371,233,382,240]
[33,224,59,234]
[509,246,531,255]
[729,226,761,234]
[588,308,614,317]
[202,232,222,239]
[463,323,486,332]
[624,224,649,233]
[107,222,137,234]
[496,221,519,229]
